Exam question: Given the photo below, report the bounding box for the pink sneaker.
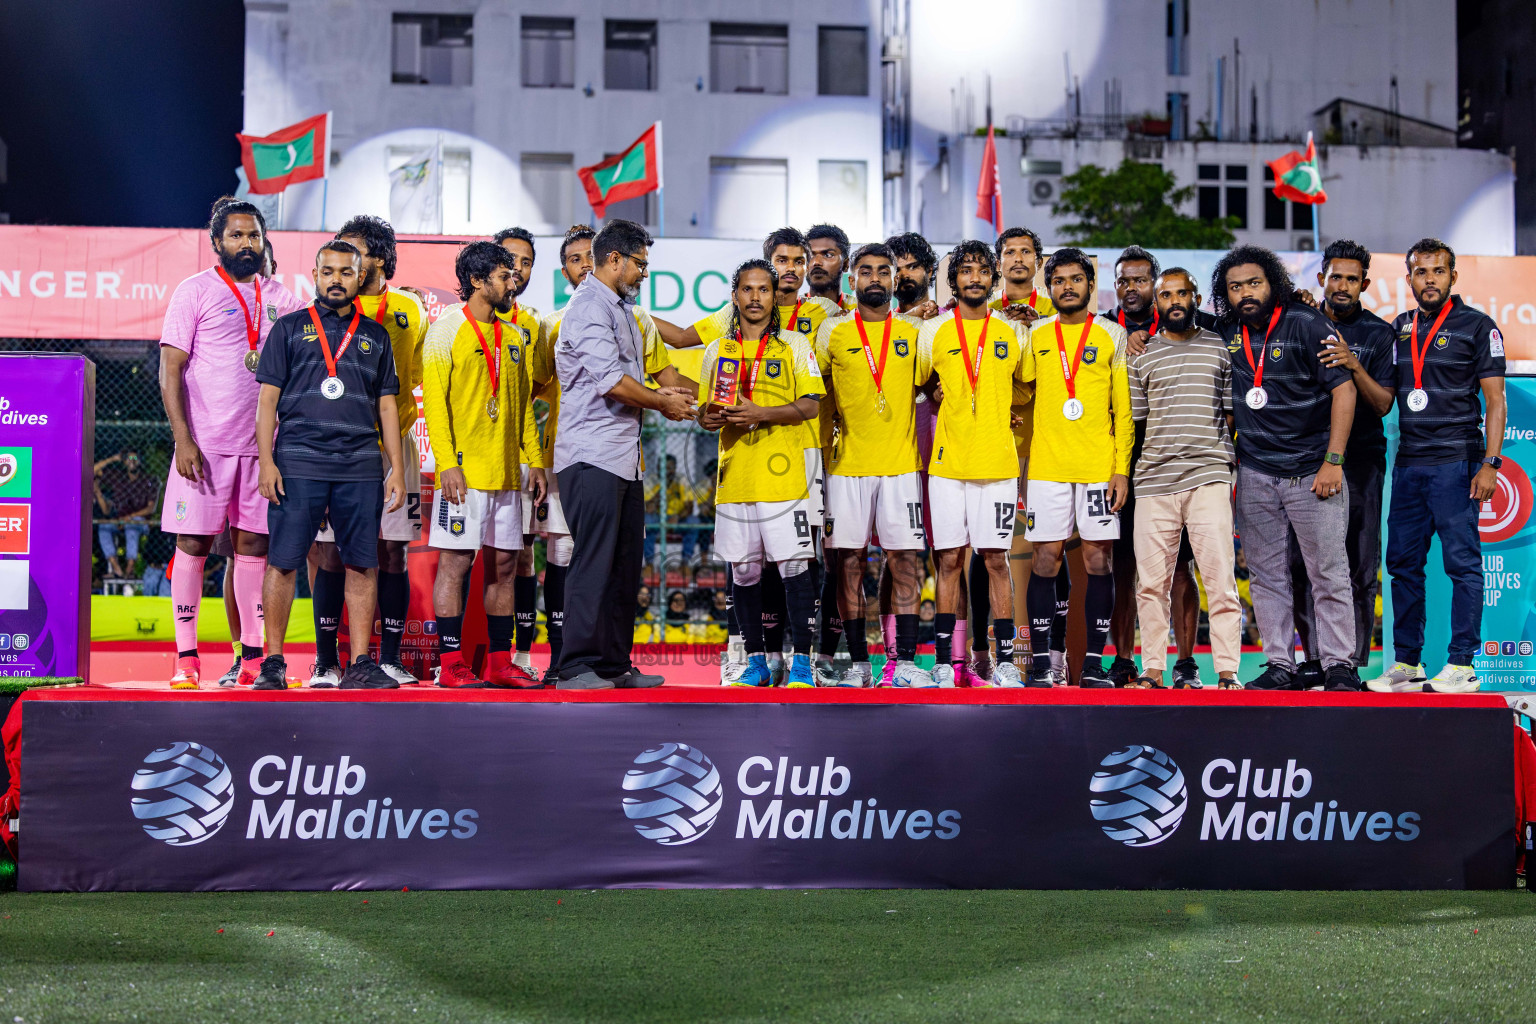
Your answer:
[958,662,988,688]
[878,658,897,687]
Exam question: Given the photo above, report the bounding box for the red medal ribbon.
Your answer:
[306,304,362,380]
[953,309,992,403]
[738,329,772,400]
[1117,308,1159,336]
[1054,316,1095,401]
[465,315,503,400]
[365,287,389,324]
[854,313,893,397]
[216,265,263,354]
[787,300,804,334]
[1027,288,1039,310]
[1410,300,1455,393]
[1240,305,1285,390]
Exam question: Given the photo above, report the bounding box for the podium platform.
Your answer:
[3,682,1521,892]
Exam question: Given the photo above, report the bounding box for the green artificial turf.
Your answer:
[0,677,80,695]
[2,889,1535,1022]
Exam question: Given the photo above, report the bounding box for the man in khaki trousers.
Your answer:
[1127,268,1243,687]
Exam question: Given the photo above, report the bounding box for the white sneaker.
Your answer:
[767,654,787,687]
[927,662,956,688]
[308,662,342,689]
[993,662,1024,687]
[720,640,747,686]
[814,656,845,686]
[837,661,873,688]
[216,660,241,687]
[379,660,417,685]
[1366,661,1427,693]
[1423,663,1479,694]
[512,651,535,672]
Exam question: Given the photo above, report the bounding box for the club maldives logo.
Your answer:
[621,743,724,846]
[130,742,236,846]
[1479,457,1532,544]
[1089,745,1188,847]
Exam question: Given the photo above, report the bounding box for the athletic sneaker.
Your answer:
[730,654,773,688]
[541,667,560,688]
[235,661,261,687]
[839,661,874,688]
[308,662,342,689]
[216,659,241,687]
[169,657,200,690]
[1078,663,1115,689]
[813,655,844,686]
[484,652,541,688]
[785,654,815,688]
[1171,657,1202,689]
[436,659,485,688]
[252,655,289,691]
[966,650,994,686]
[1245,664,1301,691]
[1024,667,1052,688]
[1107,656,1138,688]
[1296,659,1325,691]
[879,657,897,686]
[767,654,787,687]
[379,660,417,686]
[927,662,956,687]
[1366,661,1428,693]
[341,655,400,690]
[1324,664,1362,692]
[1423,664,1479,694]
[720,640,747,686]
[993,662,1025,687]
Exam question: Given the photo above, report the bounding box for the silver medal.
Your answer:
[1062,397,1084,421]
[486,395,499,421]
[1407,388,1429,412]
[876,393,888,415]
[321,376,345,400]
[1245,386,1268,410]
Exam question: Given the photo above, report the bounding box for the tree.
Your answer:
[1052,160,1238,249]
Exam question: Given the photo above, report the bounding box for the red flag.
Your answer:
[975,123,1002,232]
[1266,133,1327,205]
[578,123,663,219]
[237,113,330,195]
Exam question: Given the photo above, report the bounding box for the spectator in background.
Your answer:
[918,598,937,644]
[665,589,690,626]
[635,584,653,622]
[709,587,730,625]
[95,450,161,578]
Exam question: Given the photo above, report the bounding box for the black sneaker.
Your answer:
[252,655,289,691]
[341,654,401,689]
[1245,664,1301,690]
[1107,657,1138,688]
[1024,664,1052,688]
[1296,659,1325,690]
[1171,657,1202,689]
[541,666,560,688]
[1324,664,1362,692]
[1079,663,1116,688]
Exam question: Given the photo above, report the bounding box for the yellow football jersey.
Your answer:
[698,331,825,504]
[990,288,1056,317]
[814,312,929,477]
[1019,314,1134,484]
[356,287,427,438]
[420,302,540,491]
[923,311,1030,481]
[531,304,670,470]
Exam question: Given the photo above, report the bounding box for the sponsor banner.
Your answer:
[1384,377,1536,687]
[0,355,92,680]
[19,697,1513,891]
[5,225,1536,368]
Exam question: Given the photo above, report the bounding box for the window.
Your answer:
[1166,0,1188,75]
[818,160,867,237]
[1198,164,1247,228]
[709,157,787,238]
[521,153,574,230]
[605,20,656,91]
[710,23,788,95]
[1197,164,1221,221]
[817,26,868,96]
[392,14,474,86]
[522,17,574,89]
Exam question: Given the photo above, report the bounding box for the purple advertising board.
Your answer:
[0,353,93,681]
[17,694,1515,891]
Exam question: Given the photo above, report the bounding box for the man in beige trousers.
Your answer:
[1127,268,1243,687]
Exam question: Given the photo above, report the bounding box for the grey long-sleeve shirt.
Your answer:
[553,273,648,479]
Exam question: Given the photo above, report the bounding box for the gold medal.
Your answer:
[243,349,260,372]
[486,395,499,421]
[877,392,888,415]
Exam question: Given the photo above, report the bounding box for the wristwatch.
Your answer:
[1483,456,1504,470]
[1324,452,1345,466]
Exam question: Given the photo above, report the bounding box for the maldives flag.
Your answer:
[975,123,1002,232]
[237,113,331,195]
[1267,132,1327,205]
[578,123,663,218]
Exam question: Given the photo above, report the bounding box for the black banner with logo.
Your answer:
[17,699,1515,891]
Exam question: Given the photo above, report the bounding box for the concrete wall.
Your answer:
[245,0,882,237]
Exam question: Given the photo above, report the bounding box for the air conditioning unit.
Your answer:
[1295,234,1316,252]
[1028,176,1059,206]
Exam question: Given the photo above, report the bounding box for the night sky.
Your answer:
[0,0,245,227]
